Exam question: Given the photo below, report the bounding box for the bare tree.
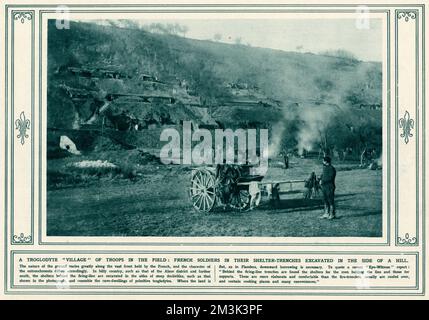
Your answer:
[213,33,222,41]
[234,37,243,45]
[144,23,189,37]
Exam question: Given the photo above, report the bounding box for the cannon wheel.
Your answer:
[190,169,216,212]
[229,189,251,211]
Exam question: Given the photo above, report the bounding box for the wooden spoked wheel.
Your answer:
[229,189,251,211]
[190,169,216,212]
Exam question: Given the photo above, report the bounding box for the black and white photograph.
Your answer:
[46,17,383,237]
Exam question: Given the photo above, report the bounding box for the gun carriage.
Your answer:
[189,164,305,212]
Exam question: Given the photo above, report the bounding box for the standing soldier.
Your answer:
[283,152,289,170]
[319,156,337,220]
[304,172,319,199]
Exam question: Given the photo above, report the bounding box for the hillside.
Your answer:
[47,20,382,156]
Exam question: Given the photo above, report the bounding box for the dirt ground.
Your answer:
[47,157,382,237]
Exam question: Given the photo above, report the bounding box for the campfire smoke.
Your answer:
[268,122,285,157]
[269,102,337,157]
[296,105,334,155]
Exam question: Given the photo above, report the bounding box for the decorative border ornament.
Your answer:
[397,11,417,22]
[13,12,33,24]
[12,233,32,244]
[397,233,417,245]
[398,110,414,144]
[15,111,30,145]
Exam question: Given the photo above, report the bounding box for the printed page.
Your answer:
[0,0,428,300]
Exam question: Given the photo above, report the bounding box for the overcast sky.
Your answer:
[82,18,382,62]
[136,19,383,62]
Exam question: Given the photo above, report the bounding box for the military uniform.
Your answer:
[320,163,336,218]
[283,153,289,169]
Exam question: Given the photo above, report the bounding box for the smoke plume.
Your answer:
[268,102,339,157]
[296,104,336,155]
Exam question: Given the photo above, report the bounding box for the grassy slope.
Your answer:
[48,21,382,129]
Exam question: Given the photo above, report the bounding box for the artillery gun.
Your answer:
[189,164,305,212]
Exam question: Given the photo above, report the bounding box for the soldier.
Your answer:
[283,152,289,170]
[319,156,337,220]
[270,183,281,208]
[304,171,319,199]
[215,163,239,208]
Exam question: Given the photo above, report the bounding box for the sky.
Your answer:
[136,19,383,62]
[81,18,383,62]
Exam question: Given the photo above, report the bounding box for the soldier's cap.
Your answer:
[323,156,331,164]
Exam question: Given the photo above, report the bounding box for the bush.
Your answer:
[321,49,359,61]
[119,163,138,180]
